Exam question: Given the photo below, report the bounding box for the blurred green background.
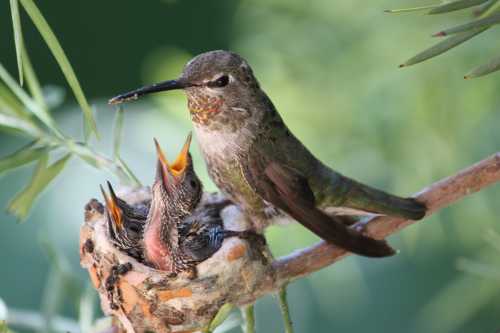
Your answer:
[1,1,500,332]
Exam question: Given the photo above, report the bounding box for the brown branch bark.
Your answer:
[270,152,500,287]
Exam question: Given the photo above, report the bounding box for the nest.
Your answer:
[80,187,274,333]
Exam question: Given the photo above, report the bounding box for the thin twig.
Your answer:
[271,152,500,287]
[241,305,255,333]
[277,286,294,333]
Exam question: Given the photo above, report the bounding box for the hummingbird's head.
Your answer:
[152,134,203,216]
[109,50,263,127]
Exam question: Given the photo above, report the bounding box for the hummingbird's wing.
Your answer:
[243,155,395,257]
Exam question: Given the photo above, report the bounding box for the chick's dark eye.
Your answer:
[211,75,229,87]
[190,180,198,188]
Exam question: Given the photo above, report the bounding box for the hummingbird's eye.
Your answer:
[209,75,229,88]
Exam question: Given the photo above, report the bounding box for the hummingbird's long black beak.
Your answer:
[109,79,187,105]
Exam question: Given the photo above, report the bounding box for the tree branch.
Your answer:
[271,152,500,286]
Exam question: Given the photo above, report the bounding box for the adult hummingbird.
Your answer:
[143,135,244,274]
[110,50,427,258]
[100,181,148,261]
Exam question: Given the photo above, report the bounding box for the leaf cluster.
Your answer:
[387,0,500,78]
[2,0,139,220]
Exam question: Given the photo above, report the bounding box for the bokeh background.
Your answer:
[1,1,500,332]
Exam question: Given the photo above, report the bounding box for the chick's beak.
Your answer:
[154,138,174,191]
[170,132,192,180]
[100,183,123,230]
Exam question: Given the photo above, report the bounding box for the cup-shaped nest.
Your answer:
[80,187,274,333]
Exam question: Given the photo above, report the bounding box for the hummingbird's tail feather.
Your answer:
[336,178,427,220]
[256,162,395,257]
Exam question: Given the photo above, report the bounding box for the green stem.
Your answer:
[242,305,255,333]
[39,134,139,186]
[277,286,294,333]
[481,0,500,17]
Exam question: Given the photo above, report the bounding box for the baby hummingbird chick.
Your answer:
[100,181,148,261]
[143,134,242,275]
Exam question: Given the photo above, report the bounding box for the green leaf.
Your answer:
[208,303,235,332]
[0,62,62,138]
[480,0,500,16]
[9,0,23,86]
[0,84,28,119]
[0,112,42,137]
[484,230,500,252]
[384,4,440,13]
[473,0,500,17]
[21,44,47,111]
[7,153,71,221]
[400,27,489,67]
[78,284,96,333]
[18,0,98,139]
[113,106,124,159]
[0,298,6,321]
[117,157,141,186]
[241,306,255,333]
[433,12,500,36]
[464,52,500,78]
[428,0,490,14]
[0,141,50,175]
[456,258,500,278]
[0,321,15,333]
[213,312,242,333]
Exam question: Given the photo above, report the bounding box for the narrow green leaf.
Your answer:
[428,0,489,14]
[0,84,28,119]
[7,153,71,221]
[241,306,255,333]
[39,267,65,333]
[400,27,489,67]
[0,141,50,175]
[65,141,132,183]
[213,312,242,333]
[117,157,141,186]
[0,321,15,333]
[21,44,47,111]
[456,258,500,278]
[474,0,499,16]
[480,0,500,16]
[9,0,23,86]
[433,12,500,36]
[18,0,98,139]
[0,62,62,138]
[464,52,500,78]
[208,304,234,332]
[0,113,42,137]
[484,230,500,252]
[113,106,124,159]
[78,284,96,333]
[384,4,440,13]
